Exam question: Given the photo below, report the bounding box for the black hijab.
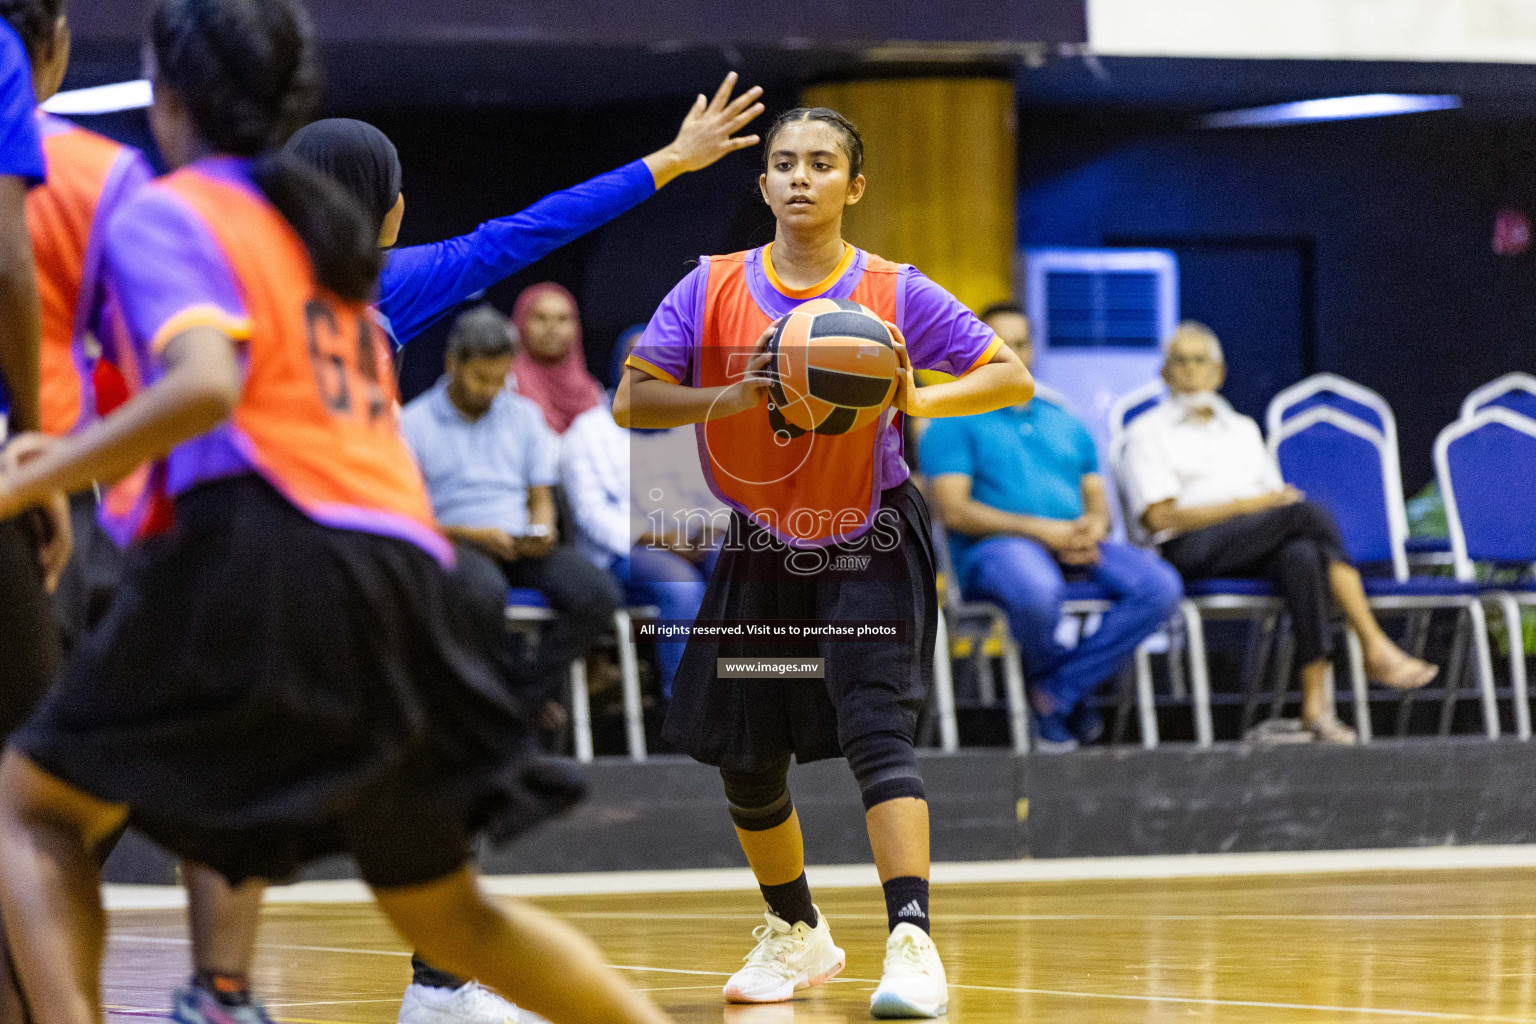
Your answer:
[284,118,402,233]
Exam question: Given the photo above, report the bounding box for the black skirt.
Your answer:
[14,475,581,888]
[661,480,937,774]
[0,513,62,742]
[52,490,126,655]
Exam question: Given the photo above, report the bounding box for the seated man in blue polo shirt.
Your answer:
[402,304,622,711]
[920,304,1182,748]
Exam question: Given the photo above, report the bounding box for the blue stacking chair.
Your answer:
[1438,409,1536,741]
[1270,374,1450,568]
[1272,407,1408,581]
[505,588,658,763]
[1461,373,1536,423]
[1267,372,1392,437]
[1107,379,1167,451]
[1271,407,1496,740]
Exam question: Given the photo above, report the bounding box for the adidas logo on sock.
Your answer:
[897,900,925,919]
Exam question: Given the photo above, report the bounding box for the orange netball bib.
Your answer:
[698,249,900,547]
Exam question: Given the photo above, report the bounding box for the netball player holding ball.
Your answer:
[615,108,1031,1018]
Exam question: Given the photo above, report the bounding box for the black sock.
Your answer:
[193,970,250,1007]
[883,876,930,934]
[760,872,818,927]
[411,954,468,991]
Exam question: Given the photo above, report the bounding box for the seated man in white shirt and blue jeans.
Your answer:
[922,305,1183,749]
[1121,321,1437,744]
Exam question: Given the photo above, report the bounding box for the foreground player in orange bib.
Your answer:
[0,2,672,1023]
[615,108,1031,1018]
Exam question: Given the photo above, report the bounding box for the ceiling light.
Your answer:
[42,80,153,116]
[1203,94,1460,129]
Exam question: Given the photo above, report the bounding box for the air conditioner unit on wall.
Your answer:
[1022,247,1179,453]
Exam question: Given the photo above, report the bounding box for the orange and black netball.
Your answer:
[765,297,898,437]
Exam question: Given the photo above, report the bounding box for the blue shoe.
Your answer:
[1032,709,1079,752]
[172,987,276,1024]
[1067,701,1105,745]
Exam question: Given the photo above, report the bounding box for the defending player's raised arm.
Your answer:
[643,72,765,189]
[889,322,1032,419]
[376,74,762,346]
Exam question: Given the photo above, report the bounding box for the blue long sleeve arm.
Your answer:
[377,158,657,345]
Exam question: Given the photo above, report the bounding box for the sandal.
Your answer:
[1304,716,1358,745]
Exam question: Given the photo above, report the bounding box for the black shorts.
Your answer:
[0,514,61,742]
[14,475,582,889]
[661,481,938,774]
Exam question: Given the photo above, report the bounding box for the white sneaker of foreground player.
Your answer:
[870,923,949,1019]
[723,907,846,1003]
[397,981,550,1024]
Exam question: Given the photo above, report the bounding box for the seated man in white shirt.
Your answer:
[1121,322,1437,744]
[561,327,727,698]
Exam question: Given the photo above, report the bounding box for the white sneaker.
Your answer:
[870,924,948,1019]
[397,982,550,1024]
[722,907,846,1003]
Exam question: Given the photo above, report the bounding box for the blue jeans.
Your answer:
[613,546,720,698]
[962,537,1183,713]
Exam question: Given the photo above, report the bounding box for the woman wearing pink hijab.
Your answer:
[512,282,605,433]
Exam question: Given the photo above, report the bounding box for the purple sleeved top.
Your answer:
[102,157,257,510]
[626,244,1002,497]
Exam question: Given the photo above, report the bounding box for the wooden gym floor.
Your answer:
[101,866,1536,1023]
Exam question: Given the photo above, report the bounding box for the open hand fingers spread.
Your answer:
[709,71,739,111]
[725,85,764,118]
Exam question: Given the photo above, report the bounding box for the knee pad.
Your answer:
[844,731,925,811]
[721,757,793,832]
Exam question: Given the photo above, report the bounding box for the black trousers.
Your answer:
[1160,501,1349,666]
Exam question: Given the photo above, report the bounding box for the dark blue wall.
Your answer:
[1019,110,1536,491]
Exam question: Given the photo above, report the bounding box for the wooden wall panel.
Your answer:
[801,77,1017,316]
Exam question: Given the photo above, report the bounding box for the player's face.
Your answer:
[759,121,866,232]
[447,353,513,418]
[379,193,405,249]
[523,292,578,362]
